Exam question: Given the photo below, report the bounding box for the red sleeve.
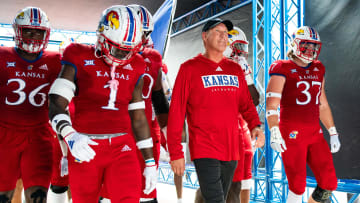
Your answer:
[269,60,287,78]
[167,63,190,161]
[61,43,78,64]
[151,49,163,71]
[162,63,168,74]
[238,70,261,130]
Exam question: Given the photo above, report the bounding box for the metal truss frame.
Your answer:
[158,162,199,189]
[171,0,252,37]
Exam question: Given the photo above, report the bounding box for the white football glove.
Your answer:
[330,134,341,153]
[60,156,68,177]
[64,132,98,162]
[270,126,287,153]
[143,161,158,194]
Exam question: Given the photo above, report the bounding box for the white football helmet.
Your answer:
[226,26,249,58]
[290,26,321,64]
[127,4,154,49]
[12,7,51,53]
[96,5,143,66]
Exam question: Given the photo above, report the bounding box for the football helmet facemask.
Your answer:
[226,26,248,58]
[96,5,142,66]
[13,7,51,53]
[290,26,322,64]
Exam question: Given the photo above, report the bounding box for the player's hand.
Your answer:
[270,126,287,152]
[330,134,341,153]
[170,158,185,177]
[64,132,98,162]
[60,156,68,177]
[143,160,158,194]
[251,127,265,148]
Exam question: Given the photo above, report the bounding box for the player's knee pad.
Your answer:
[311,185,332,202]
[50,184,68,194]
[29,189,46,203]
[241,179,252,190]
[287,190,303,203]
[0,194,11,203]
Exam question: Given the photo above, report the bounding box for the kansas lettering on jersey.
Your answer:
[141,48,162,123]
[0,47,61,127]
[269,60,325,125]
[62,43,146,134]
[167,54,261,161]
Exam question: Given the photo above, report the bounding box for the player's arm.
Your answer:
[49,64,75,120]
[129,76,157,194]
[243,64,260,106]
[265,75,287,152]
[265,75,285,129]
[319,79,335,129]
[248,84,260,106]
[49,64,98,162]
[153,69,187,149]
[319,78,340,153]
[152,69,169,128]
[129,76,153,160]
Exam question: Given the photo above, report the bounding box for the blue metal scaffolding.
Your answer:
[252,0,302,201]
[171,0,252,37]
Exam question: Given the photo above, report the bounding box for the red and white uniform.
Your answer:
[167,54,261,162]
[62,43,145,203]
[232,56,253,182]
[0,47,61,190]
[269,60,337,194]
[138,47,162,199]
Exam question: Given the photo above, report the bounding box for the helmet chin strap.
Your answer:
[108,64,119,91]
[297,54,313,64]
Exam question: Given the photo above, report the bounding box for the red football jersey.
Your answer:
[269,60,325,125]
[62,44,145,134]
[0,47,61,127]
[141,48,162,124]
[167,54,261,161]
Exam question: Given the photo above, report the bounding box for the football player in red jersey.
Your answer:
[48,5,156,203]
[47,40,77,203]
[224,26,259,203]
[167,18,264,203]
[0,7,61,203]
[129,4,186,203]
[266,26,339,203]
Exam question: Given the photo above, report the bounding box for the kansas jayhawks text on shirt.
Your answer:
[201,74,239,88]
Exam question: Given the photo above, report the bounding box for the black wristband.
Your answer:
[151,89,169,115]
